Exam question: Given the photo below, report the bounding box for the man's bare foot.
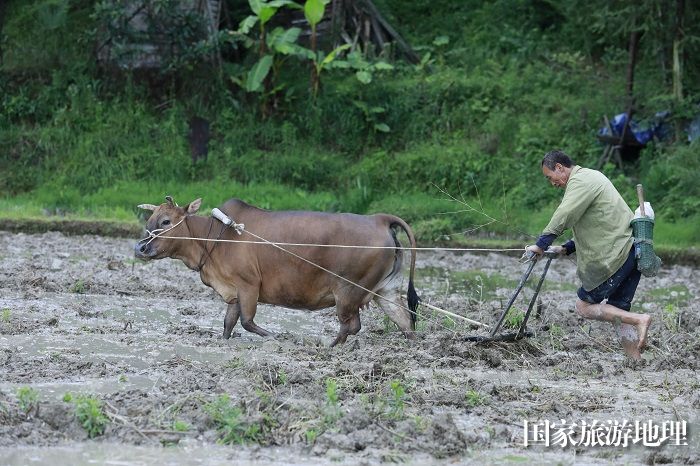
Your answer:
[621,336,642,360]
[636,314,652,352]
[616,322,642,360]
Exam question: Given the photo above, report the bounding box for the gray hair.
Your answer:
[541,150,574,170]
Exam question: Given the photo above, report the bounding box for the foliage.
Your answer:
[16,386,39,413]
[504,309,525,329]
[323,377,341,425]
[204,394,262,444]
[388,380,406,420]
[72,394,109,438]
[1,0,699,248]
[465,389,488,408]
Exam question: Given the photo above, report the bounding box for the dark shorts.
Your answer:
[577,246,641,311]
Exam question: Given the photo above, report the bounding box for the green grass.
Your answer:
[204,394,262,445]
[16,386,39,413]
[72,394,110,438]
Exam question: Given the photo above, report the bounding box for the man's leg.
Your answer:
[575,299,651,359]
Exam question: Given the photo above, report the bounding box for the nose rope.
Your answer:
[140,217,187,246]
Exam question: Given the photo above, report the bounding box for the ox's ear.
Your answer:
[138,204,158,211]
[185,198,202,215]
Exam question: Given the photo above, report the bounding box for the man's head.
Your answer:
[541,150,574,188]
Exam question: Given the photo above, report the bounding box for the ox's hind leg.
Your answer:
[223,300,240,339]
[374,288,416,340]
[331,303,362,347]
[238,289,273,338]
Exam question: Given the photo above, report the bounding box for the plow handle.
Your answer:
[636,184,646,217]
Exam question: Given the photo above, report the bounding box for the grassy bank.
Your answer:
[1,180,698,266]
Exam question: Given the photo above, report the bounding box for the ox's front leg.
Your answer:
[223,300,241,339]
[238,289,273,338]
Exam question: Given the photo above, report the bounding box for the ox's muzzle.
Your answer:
[134,239,155,260]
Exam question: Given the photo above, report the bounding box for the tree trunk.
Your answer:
[625,30,640,97]
[672,0,684,102]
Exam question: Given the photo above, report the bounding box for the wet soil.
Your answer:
[0,231,698,465]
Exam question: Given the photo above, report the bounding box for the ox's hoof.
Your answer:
[221,331,241,339]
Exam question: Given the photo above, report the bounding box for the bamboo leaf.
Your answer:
[374,123,391,133]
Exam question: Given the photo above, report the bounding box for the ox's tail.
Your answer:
[386,216,420,324]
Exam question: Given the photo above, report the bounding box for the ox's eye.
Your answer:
[161,219,171,226]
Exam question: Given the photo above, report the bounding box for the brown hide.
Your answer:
[135,198,419,346]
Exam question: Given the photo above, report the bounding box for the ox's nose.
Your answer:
[134,240,151,258]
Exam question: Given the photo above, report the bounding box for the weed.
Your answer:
[16,386,38,413]
[279,368,288,385]
[1,308,10,323]
[323,378,341,425]
[70,279,86,294]
[325,378,339,407]
[305,428,318,444]
[441,316,457,330]
[73,395,109,438]
[388,380,406,420]
[548,323,565,350]
[412,415,429,432]
[504,309,525,329]
[118,374,128,383]
[382,315,399,334]
[485,425,496,438]
[662,303,680,332]
[172,419,191,432]
[465,389,487,408]
[62,392,73,403]
[204,394,261,445]
[223,356,243,369]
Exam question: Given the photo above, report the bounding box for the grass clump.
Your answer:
[16,386,39,413]
[323,378,341,426]
[204,394,262,445]
[388,380,407,420]
[504,308,525,329]
[465,389,488,408]
[71,394,109,438]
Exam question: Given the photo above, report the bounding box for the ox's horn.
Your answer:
[138,204,157,211]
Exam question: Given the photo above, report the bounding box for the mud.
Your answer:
[0,231,698,465]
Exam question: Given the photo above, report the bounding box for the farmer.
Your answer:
[526,149,651,360]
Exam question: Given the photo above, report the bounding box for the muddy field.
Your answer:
[0,231,698,465]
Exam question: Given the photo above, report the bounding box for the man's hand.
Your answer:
[548,245,567,256]
[526,245,544,256]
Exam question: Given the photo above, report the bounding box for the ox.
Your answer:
[134,196,420,346]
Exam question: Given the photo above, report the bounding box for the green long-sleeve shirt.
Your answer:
[543,166,634,291]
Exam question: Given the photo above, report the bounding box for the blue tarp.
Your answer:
[598,111,671,145]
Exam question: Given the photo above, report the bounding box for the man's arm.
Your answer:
[528,235,575,256]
